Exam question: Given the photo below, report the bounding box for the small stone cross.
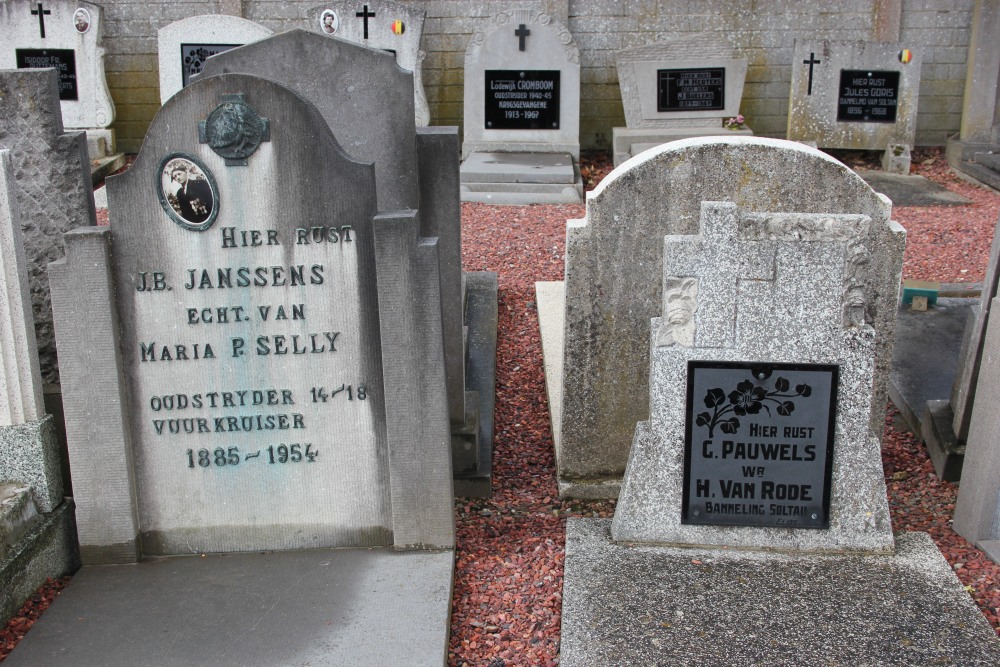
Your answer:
[515,24,530,51]
[356,4,375,39]
[31,3,51,39]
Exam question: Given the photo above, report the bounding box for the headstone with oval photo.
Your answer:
[0,0,118,163]
[306,1,429,125]
[787,40,921,174]
[612,35,752,166]
[556,137,1000,667]
[460,7,582,204]
[156,14,273,104]
[6,71,456,666]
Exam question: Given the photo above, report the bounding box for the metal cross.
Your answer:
[31,3,51,39]
[515,23,530,51]
[803,52,821,96]
[356,4,375,40]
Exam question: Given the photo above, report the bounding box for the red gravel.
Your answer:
[0,577,69,661]
[4,148,998,666]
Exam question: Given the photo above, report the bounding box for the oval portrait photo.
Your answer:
[73,8,91,34]
[158,155,218,231]
[320,9,339,34]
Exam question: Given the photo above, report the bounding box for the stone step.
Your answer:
[957,156,1000,190]
[0,483,40,552]
[974,150,1000,170]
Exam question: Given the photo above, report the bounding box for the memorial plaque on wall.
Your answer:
[682,361,837,529]
[181,44,240,88]
[484,70,560,130]
[836,69,900,123]
[16,49,78,100]
[657,68,725,112]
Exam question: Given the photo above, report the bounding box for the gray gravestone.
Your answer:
[156,14,273,104]
[199,29,497,496]
[0,148,76,627]
[787,40,921,174]
[613,36,752,166]
[558,140,1000,667]
[954,293,1000,565]
[537,137,904,498]
[0,68,97,386]
[51,72,454,558]
[306,1,430,126]
[460,7,582,204]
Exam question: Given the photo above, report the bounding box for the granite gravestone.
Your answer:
[0,148,77,626]
[460,7,582,204]
[537,137,905,499]
[0,0,116,159]
[199,29,498,496]
[787,40,921,174]
[49,72,455,560]
[954,291,1000,565]
[557,140,1000,666]
[156,14,273,104]
[306,1,430,126]
[0,68,97,387]
[0,147,77,625]
[613,36,751,166]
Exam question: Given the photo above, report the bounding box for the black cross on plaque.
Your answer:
[803,52,821,95]
[356,4,375,40]
[31,3,51,39]
[515,23,530,51]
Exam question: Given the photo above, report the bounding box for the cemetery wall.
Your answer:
[97,0,972,152]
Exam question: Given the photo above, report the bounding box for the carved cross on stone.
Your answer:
[515,23,530,51]
[803,52,821,95]
[31,3,51,39]
[356,4,375,39]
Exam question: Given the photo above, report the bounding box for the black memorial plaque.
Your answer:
[657,68,725,112]
[484,70,560,130]
[16,49,77,101]
[836,69,900,123]
[682,361,837,529]
[181,44,240,88]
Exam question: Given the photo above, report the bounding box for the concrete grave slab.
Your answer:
[539,137,904,498]
[788,40,921,173]
[561,519,1000,667]
[857,170,973,207]
[157,15,273,104]
[5,546,452,666]
[306,1,429,125]
[0,0,114,130]
[460,151,576,184]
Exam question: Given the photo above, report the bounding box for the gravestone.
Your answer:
[0,68,98,387]
[0,0,117,161]
[537,137,904,498]
[306,1,430,126]
[916,213,1000,481]
[0,148,77,626]
[156,14,273,104]
[199,29,498,496]
[946,0,1000,189]
[8,72,454,665]
[787,40,921,174]
[612,36,752,166]
[954,293,1000,565]
[557,140,1000,666]
[460,7,582,204]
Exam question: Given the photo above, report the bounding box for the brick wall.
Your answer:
[99,0,974,153]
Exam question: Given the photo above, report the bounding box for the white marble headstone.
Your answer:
[462,7,580,159]
[307,1,429,126]
[0,0,114,128]
[157,15,273,105]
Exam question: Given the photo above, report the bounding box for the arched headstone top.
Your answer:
[465,8,578,66]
